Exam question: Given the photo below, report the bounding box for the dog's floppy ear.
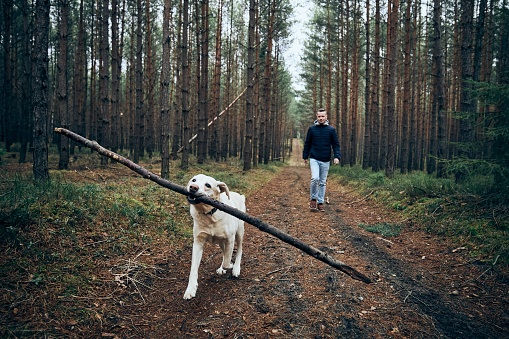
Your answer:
[217,181,231,200]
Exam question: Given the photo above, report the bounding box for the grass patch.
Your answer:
[359,222,403,237]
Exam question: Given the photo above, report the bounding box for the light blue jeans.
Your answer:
[309,158,330,204]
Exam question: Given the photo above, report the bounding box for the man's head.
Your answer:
[316,108,327,125]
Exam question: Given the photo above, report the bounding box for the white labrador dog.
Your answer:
[183,174,246,299]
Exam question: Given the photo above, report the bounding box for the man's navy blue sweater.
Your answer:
[302,120,341,162]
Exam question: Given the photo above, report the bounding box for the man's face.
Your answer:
[316,112,327,124]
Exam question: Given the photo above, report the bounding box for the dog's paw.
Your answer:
[216,267,227,275]
[183,287,196,300]
[232,265,241,277]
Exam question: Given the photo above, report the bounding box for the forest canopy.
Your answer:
[0,0,508,198]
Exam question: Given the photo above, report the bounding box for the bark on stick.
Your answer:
[54,127,372,283]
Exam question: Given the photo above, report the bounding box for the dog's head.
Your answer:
[186,174,230,205]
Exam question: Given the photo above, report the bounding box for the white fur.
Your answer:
[183,174,246,299]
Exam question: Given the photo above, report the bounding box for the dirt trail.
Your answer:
[38,140,507,338]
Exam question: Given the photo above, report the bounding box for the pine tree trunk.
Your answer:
[110,0,119,151]
[171,3,183,160]
[223,0,235,161]
[197,0,209,164]
[180,0,191,169]
[457,0,475,181]
[73,0,86,150]
[144,0,155,158]
[57,0,70,170]
[32,0,50,182]
[326,2,332,113]
[244,0,256,171]
[349,0,360,166]
[433,0,447,178]
[134,0,144,164]
[409,0,420,171]
[363,0,371,169]
[428,0,439,174]
[385,0,399,178]
[253,11,260,168]
[414,6,426,171]
[211,0,223,161]
[160,0,172,179]
[340,4,349,165]
[370,0,381,171]
[379,0,388,172]
[400,0,412,173]
[473,0,487,83]
[99,0,110,165]
[19,0,32,163]
[2,0,14,152]
[128,20,136,156]
[260,0,274,164]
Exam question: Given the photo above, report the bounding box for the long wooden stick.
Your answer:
[54,128,372,284]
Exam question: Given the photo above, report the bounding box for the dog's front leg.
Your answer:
[184,241,204,299]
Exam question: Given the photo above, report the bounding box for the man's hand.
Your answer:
[333,158,340,165]
[304,159,308,164]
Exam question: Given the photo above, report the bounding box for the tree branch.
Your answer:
[54,128,372,284]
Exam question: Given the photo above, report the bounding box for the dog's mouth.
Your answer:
[187,195,199,204]
[187,193,206,205]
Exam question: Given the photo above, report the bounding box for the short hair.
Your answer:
[317,108,327,114]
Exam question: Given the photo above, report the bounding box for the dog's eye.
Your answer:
[205,183,211,188]
[192,179,196,182]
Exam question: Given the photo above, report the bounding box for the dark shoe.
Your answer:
[317,203,325,212]
[309,199,317,210]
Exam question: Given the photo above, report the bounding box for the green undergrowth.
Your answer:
[0,157,284,262]
[359,222,404,238]
[0,155,284,336]
[329,165,509,266]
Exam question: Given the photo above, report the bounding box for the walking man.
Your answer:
[302,108,341,211]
